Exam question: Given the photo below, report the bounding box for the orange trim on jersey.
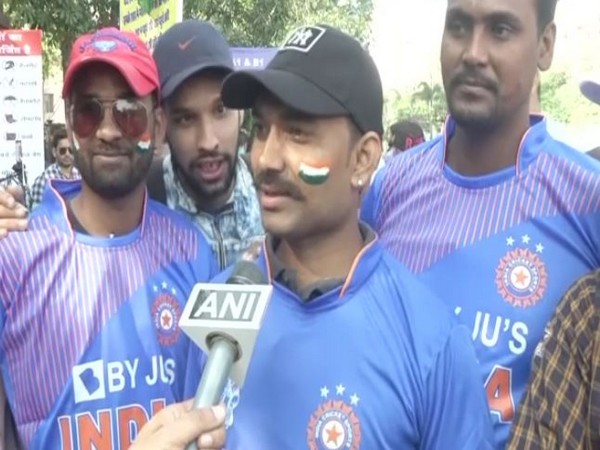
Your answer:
[262,239,273,284]
[339,237,378,298]
[514,118,541,177]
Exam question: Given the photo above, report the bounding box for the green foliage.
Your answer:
[540,71,569,122]
[385,81,447,138]
[6,0,372,77]
[186,0,374,47]
[540,70,600,125]
[6,0,119,72]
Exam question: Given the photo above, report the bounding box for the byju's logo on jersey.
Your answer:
[496,234,547,308]
[307,384,362,450]
[281,26,326,53]
[72,360,106,404]
[151,281,182,347]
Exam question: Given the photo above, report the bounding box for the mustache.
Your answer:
[253,171,305,200]
[90,143,140,157]
[451,70,497,92]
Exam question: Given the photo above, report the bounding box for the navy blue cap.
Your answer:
[153,20,234,100]
[581,78,600,105]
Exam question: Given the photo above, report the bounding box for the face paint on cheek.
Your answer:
[297,161,331,185]
[136,131,152,154]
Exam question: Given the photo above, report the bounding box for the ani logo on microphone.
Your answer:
[495,234,547,308]
[151,281,182,347]
[307,384,361,450]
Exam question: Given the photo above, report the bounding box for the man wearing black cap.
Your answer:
[149,20,263,270]
[211,24,494,449]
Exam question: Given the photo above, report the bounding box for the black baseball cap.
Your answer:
[221,25,383,135]
[153,20,234,100]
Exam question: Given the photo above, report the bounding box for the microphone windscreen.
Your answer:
[227,260,266,285]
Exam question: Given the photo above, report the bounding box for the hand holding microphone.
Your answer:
[129,400,226,450]
[179,261,272,450]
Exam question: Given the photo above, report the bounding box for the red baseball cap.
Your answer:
[62,27,159,99]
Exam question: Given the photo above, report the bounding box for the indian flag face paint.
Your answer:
[298,161,330,185]
[136,131,152,154]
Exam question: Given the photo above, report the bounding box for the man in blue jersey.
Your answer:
[0,28,217,448]
[361,0,600,447]
[211,24,494,449]
[146,20,263,269]
[505,73,600,450]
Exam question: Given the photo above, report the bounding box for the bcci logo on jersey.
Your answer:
[307,384,362,450]
[496,234,547,308]
[151,281,182,347]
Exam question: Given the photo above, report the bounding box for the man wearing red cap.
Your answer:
[0,28,218,448]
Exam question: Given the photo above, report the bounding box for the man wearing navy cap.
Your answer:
[149,20,263,270]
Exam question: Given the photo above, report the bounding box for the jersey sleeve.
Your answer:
[0,239,22,338]
[420,325,496,450]
[29,174,46,210]
[360,165,385,228]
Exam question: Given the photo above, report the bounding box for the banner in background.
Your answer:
[231,48,277,70]
[0,30,44,187]
[119,0,183,50]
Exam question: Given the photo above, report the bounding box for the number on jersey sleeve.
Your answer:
[484,365,515,423]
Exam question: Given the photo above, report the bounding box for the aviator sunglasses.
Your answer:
[70,97,150,139]
[57,146,73,156]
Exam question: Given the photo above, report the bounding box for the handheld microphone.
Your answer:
[179,260,272,450]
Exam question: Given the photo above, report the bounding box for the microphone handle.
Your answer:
[186,337,236,450]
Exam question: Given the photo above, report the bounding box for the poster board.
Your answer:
[119,0,183,50]
[231,47,277,70]
[0,30,44,187]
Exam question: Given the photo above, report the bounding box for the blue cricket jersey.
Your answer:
[361,116,600,448]
[0,180,216,449]
[218,237,494,449]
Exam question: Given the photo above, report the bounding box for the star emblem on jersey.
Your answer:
[495,235,548,308]
[151,282,182,347]
[307,384,361,450]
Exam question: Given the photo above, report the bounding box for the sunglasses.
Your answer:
[58,146,73,156]
[70,98,150,140]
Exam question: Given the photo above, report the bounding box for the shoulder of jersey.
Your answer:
[384,135,442,172]
[545,137,600,172]
[377,251,457,321]
[371,252,462,359]
[146,199,207,236]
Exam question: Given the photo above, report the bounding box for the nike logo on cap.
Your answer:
[178,37,195,50]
